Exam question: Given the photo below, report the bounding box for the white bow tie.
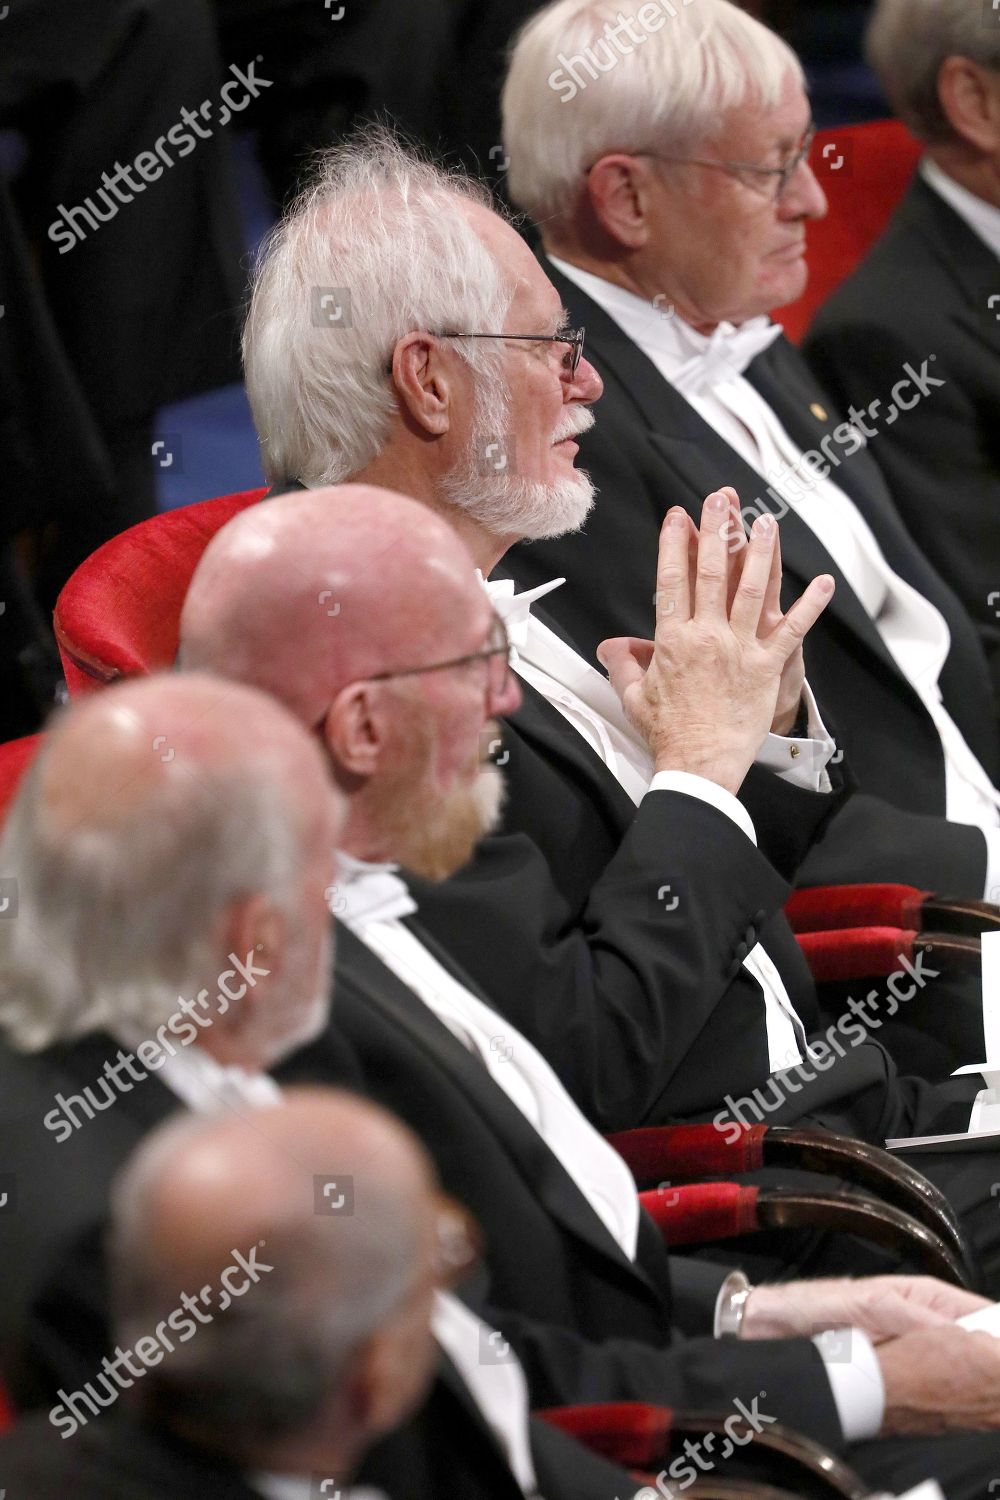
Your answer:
[332,851,417,926]
[480,574,565,654]
[670,316,783,398]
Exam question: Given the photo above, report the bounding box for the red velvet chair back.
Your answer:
[777,120,923,344]
[53,488,268,694]
[0,732,43,825]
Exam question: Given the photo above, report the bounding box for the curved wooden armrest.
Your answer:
[606,1123,969,1275]
[684,1483,828,1499]
[536,1402,872,1499]
[794,929,979,984]
[786,883,1000,940]
[638,1182,973,1288]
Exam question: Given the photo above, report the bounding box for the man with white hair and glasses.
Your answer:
[807,0,1000,708]
[500,0,1000,911]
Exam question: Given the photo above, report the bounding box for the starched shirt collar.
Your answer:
[546,253,783,396]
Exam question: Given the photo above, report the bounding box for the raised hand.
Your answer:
[597,489,834,795]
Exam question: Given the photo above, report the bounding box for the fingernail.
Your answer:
[708,493,727,512]
[666,510,686,527]
[754,514,775,534]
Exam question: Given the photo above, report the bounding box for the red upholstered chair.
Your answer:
[53,487,267,693]
[777,120,923,344]
[0,732,43,824]
[784,882,1000,984]
[609,1122,974,1289]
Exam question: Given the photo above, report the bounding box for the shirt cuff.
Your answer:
[812,1328,885,1443]
[647,771,757,846]
[756,684,836,793]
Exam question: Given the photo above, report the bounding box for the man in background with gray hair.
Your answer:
[0,672,349,1366]
[806,0,1000,705]
[501,0,1000,911]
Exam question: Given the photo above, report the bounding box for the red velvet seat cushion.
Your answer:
[0,732,44,825]
[53,487,267,693]
[777,120,922,344]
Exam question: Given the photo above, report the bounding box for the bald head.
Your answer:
[0,673,343,1054]
[37,671,334,839]
[181,485,484,727]
[110,1087,440,1465]
[114,1086,432,1309]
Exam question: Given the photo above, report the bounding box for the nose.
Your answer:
[782,159,828,222]
[566,354,603,404]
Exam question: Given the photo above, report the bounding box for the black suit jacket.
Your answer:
[409,661,905,1132]
[425,658,985,1145]
[280,925,845,1450]
[0,1026,363,1388]
[0,1385,646,1500]
[805,173,1000,705]
[505,260,998,894]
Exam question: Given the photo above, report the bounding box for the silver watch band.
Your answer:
[714,1270,754,1338]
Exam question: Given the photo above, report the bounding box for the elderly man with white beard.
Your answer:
[233,127,1000,1292]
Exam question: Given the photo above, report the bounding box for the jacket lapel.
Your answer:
[547,260,914,683]
[334,925,656,1290]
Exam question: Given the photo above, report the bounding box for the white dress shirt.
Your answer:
[548,255,1000,900]
[254,1297,543,1500]
[486,575,814,1072]
[337,853,640,1259]
[921,157,1000,261]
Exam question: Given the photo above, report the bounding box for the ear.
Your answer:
[390,332,455,437]
[322,681,385,780]
[586,154,656,249]
[937,56,1000,153]
[346,1330,414,1441]
[224,892,287,986]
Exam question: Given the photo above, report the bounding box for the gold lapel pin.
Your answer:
[810,402,828,421]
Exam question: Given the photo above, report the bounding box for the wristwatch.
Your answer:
[714,1269,754,1337]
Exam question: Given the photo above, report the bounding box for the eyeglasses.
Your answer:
[430,327,586,379]
[367,612,513,699]
[636,124,816,202]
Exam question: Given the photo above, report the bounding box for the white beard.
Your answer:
[439,378,596,540]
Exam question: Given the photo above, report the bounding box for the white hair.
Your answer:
[0,754,306,1053]
[867,0,1000,143]
[502,0,804,232]
[243,128,516,487]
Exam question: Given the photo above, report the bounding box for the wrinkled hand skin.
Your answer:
[598,488,834,794]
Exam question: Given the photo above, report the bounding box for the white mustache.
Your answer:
[552,406,596,445]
